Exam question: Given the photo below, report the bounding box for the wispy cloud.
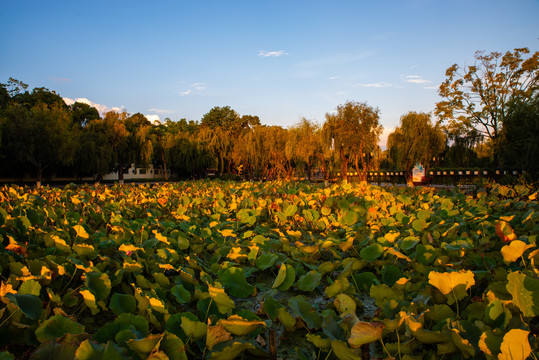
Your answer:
[258,50,288,57]
[148,108,175,114]
[329,76,342,80]
[180,90,192,96]
[405,75,431,84]
[423,85,438,90]
[192,82,206,90]
[353,82,392,88]
[62,97,123,115]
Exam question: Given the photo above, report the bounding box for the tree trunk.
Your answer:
[340,147,348,182]
[36,162,42,188]
[118,164,124,185]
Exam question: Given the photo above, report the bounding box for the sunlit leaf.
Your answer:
[208,283,235,314]
[506,271,539,317]
[334,294,356,317]
[428,270,475,304]
[180,316,207,340]
[208,342,255,360]
[206,324,232,350]
[331,340,362,360]
[217,315,266,336]
[498,329,531,360]
[501,240,534,263]
[73,224,90,239]
[348,321,384,348]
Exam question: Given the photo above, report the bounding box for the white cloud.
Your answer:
[180,90,192,96]
[192,82,206,90]
[329,76,342,80]
[149,108,175,114]
[258,50,288,57]
[353,82,392,88]
[378,126,395,150]
[145,114,161,123]
[405,75,431,84]
[63,97,123,115]
[423,85,438,90]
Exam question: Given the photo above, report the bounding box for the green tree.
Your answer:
[324,101,383,182]
[500,94,539,176]
[435,48,539,166]
[387,112,446,184]
[76,118,114,181]
[286,118,321,180]
[102,111,130,183]
[1,102,76,186]
[70,102,100,128]
[200,106,241,129]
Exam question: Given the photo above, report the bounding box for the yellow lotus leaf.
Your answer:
[180,317,207,340]
[501,240,534,263]
[73,224,89,239]
[209,221,219,228]
[217,315,266,336]
[149,297,167,314]
[227,246,247,261]
[306,334,331,350]
[334,294,356,317]
[0,282,15,303]
[332,340,362,360]
[384,231,400,243]
[219,229,236,238]
[498,329,531,360]
[386,247,411,262]
[348,321,385,348]
[208,342,255,360]
[272,264,287,289]
[80,289,99,315]
[495,221,516,242]
[208,283,235,314]
[428,270,475,303]
[287,230,302,239]
[206,324,232,350]
[153,231,170,245]
[118,244,143,253]
[339,236,354,252]
[277,307,296,331]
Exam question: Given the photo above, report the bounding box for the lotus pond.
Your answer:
[0,180,538,359]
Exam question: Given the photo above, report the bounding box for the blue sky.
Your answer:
[1,0,538,146]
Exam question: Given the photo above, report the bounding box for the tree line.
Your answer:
[0,47,537,185]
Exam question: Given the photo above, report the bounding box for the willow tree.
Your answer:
[435,48,539,166]
[286,118,321,180]
[324,101,382,182]
[388,112,446,185]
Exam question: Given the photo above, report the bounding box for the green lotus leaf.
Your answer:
[426,304,455,322]
[72,244,96,257]
[381,265,402,287]
[288,295,322,330]
[255,252,278,270]
[478,330,503,360]
[0,352,14,360]
[160,331,188,360]
[85,271,111,301]
[180,316,207,340]
[171,284,191,304]
[126,334,164,358]
[412,218,427,232]
[276,264,296,291]
[296,270,322,292]
[352,272,379,291]
[35,314,84,343]
[284,204,298,217]
[359,243,384,261]
[5,293,42,320]
[370,284,404,308]
[18,279,41,296]
[340,210,359,227]
[94,313,149,343]
[109,293,136,315]
[219,267,254,298]
[208,283,235,314]
[506,271,539,317]
[400,236,419,251]
[262,295,282,321]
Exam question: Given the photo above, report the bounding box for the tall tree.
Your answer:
[500,93,539,176]
[286,118,321,180]
[102,111,130,183]
[1,102,76,186]
[70,102,100,128]
[435,48,539,166]
[324,101,382,182]
[387,112,446,185]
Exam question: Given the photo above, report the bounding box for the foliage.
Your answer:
[435,47,539,165]
[0,181,537,359]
